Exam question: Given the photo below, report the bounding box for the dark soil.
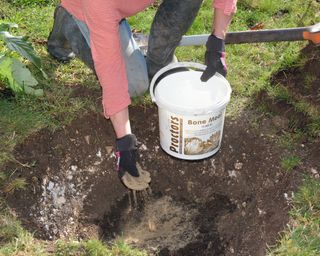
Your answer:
[271,45,320,106]
[258,44,320,135]
[3,44,320,255]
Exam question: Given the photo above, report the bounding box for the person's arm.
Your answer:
[212,8,233,39]
[200,0,237,81]
[80,1,132,139]
[82,1,131,119]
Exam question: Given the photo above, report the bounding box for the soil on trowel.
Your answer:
[3,44,320,255]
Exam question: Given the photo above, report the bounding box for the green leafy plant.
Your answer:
[0,22,46,96]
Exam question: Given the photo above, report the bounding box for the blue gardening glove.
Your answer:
[200,35,227,82]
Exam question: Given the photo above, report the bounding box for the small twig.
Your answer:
[12,157,36,168]
[8,168,17,180]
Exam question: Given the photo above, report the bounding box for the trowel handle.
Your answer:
[226,23,320,44]
[180,23,320,46]
[149,62,206,103]
[226,27,309,44]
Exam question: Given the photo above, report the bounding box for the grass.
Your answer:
[0,202,46,256]
[277,132,304,150]
[268,177,320,256]
[54,239,148,256]
[0,0,319,255]
[0,203,147,256]
[281,155,302,172]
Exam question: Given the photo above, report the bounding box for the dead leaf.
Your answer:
[250,22,264,30]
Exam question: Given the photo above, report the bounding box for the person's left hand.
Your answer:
[200,35,227,82]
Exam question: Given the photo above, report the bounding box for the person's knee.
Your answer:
[47,6,76,61]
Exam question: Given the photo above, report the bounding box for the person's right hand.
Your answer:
[116,134,151,190]
[200,35,227,82]
[116,134,141,178]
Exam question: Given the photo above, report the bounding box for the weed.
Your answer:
[1,168,27,196]
[0,172,6,183]
[55,240,83,256]
[280,155,301,171]
[83,239,111,256]
[303,74,317,89]
[277,132,303,150]
[131,93,153,108]
[307,118,320,138]
[2,177,27,195]
[110,240,148,256]
[268,84,292,103]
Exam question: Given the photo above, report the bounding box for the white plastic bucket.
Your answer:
[150,62,232,160]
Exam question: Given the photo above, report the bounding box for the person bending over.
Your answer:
[47,0,237,190]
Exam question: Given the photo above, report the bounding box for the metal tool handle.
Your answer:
[180,23,320,46]
[134,23,320,50]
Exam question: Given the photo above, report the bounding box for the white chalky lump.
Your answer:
[33,149,104,239]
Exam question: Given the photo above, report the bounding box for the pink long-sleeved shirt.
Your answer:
[61,0,237,116]
[214,0,237,15]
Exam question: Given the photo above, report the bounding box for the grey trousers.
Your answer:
[146,0,203,77]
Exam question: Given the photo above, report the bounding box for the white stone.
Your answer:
[96,149,102,158]
[56,196,66,206]
[228,170,237,178]
[140,144,148,151]
[71,165,78,171]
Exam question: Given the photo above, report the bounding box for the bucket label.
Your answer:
[183,112,223,155]
[169,115,183,154]
[159,109,225,159]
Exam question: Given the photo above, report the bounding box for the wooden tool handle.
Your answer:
[225,27,306,44]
